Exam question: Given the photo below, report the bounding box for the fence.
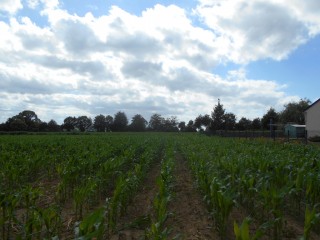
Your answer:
[207,129,320,144]
[208,129,310,142]
[208,130,285,139]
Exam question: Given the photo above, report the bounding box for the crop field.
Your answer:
[1,133,320,239]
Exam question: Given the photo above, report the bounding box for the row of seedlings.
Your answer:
[74,137,163,239]
[145,142,175,239]
[0,134,146,239]
[179,134,320,240]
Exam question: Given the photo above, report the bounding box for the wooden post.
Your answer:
[305,130,308,144]
[270,118,273,139]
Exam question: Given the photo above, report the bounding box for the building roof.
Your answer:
[292,124,306,128]
[285,124,306,128]
[305,98,320,112]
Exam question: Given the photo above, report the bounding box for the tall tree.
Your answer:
[8,118,28,131]
[178,121,186,132]
[261,108,279,129]
[94,114,106,132]
[0,123,7,131]
[39,122,48,132]
[251,118,262,130]
[77,116,92,132]
[47,119,60,132]
[194,115,202,130]
[201,114,211,129]
[105,115,114,132]
[194,114,211,131]
[5,110,41,131]
[163,116,179,132]
[279,99,311,124]
[113,112,128,131]
[185,120,196,132]
[223,113,236,130]
[63,116,77,131]
[148,113,164,131]
[129,114,148,132]
[211,99,225,131]
[18,110,41,128]
[237,117,252,130]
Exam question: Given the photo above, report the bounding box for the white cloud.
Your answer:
[196,0,320,63]
[0,2,307,124]
[40,0,59,10]
[26,0,40,9]
[0,0,23,14]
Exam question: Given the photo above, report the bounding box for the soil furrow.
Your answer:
[166,154,219,240]
[111,160,162,239]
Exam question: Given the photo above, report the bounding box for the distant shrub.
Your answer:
[309,135,320,142]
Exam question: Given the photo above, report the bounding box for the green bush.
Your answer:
[309,135,320,142]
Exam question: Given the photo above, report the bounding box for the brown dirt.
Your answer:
[227,204,320,240]
[111,160,162,239]
[165,155,219,240]
[282,214,319,240]
[35,175,77,239]
[8,156,319,240]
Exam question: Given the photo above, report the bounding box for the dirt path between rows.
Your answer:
[165,154,219,240]
[111,160,162,239]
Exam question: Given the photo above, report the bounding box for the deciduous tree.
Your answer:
[251,118,262,130]
[194,114,211,131]
[48,119,60,132]
[261,108,279,129]
[279,99,310,124]
[237,117,252,130]
[113,112,128,131]
[185,120,196,132]
[148,113,164,131]
[178,121,186,132]
[129,114,147,131]
[223,113,236,131]
[5,110,41,131]
[105,115,114,132]
[77,116,92,132]
[94,114,106,132]
[63,116,77,131]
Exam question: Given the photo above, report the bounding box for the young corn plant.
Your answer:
[209,178,235,240]
[106,145,156,235]
[301,205,320,240]
[20,186,43,239]
[39,205,62,239]
[0,192,20,240]
[73,178,97,220]
[234,218,262,240]
[146,147,174,240]
[75,206,106,240]
[260,185,289,240]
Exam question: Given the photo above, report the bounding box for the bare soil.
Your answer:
[165,155,219,240]
[9,154,319,240]
[36,175,77,239]
[111,160,162,239]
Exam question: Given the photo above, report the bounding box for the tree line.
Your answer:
[0,98,310,133]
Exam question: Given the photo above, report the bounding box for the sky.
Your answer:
[0,0,320,124]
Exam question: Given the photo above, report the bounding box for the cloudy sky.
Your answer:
[1,0,320,124]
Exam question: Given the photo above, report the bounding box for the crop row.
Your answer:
[179,135,320,239]
[0,134,164,239]
[1,133,320,239]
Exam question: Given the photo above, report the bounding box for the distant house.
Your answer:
[304,98,320,138]
[284,124,306,138]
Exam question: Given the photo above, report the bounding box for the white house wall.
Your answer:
[305,100,320,137]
